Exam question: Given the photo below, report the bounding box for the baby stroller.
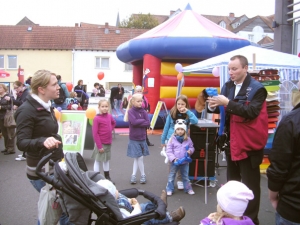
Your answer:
[36,152,179,225]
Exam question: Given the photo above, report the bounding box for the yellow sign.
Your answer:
[150,101,168,130]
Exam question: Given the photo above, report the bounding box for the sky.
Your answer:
[0,0,276,27]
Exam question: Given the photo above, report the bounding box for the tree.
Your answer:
[120,13,159,29]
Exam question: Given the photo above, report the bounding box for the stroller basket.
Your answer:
[36,152,170,225]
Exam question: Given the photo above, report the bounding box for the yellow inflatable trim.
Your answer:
[161,62,213,77]
[160,86,220,98]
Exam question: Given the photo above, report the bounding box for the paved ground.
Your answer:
[0,131,275,225]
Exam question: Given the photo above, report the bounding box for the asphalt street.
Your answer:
[0,132,275,225]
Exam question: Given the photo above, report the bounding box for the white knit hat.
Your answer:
[217,181,254,217]
[174,119,186,132]
[97,179,117,199]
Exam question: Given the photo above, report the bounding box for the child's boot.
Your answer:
[104,171,115,184]
[170,206,185,222]
[160,190,167,207]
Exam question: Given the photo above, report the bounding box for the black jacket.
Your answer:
[267,102,300,223]
[14,95,64,179]
[13,88,29,107]
[0,93,13,119]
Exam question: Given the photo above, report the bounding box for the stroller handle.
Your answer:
[36,152,55,184]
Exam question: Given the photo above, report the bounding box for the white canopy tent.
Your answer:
[183,45,300,87]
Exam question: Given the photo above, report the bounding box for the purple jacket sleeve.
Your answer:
[166,138,176,162]
[128,109,150,127]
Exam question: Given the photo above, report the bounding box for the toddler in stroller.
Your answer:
[97,179,185,224]
[36,151,184,225]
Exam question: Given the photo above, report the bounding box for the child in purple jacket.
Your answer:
[166,120,195,195]
[200,181,255,225]
[124,93,150,185]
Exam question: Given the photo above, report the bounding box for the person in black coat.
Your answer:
[74,79,88,108]
[267,102,300,224]
[110,85,124,110]
[0,84,15,155]
[14,70,71,225]
[10,81,30,160]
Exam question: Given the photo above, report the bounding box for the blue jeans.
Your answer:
[29,178,73,225]
[140,202,171,225]
[276,212,300,225]
[166,163,192,193]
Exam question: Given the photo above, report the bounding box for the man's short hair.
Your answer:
[56,75,62,81]
[230,55,248,68]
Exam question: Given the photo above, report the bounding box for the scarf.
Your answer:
[175,135,184,143]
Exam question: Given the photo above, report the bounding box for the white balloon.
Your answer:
[212,67,220,77]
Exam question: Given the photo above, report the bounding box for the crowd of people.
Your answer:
[1,54,299,224]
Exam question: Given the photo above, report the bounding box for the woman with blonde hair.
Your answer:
[15,70,72,224]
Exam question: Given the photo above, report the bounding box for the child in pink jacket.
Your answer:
[92,99,116,182]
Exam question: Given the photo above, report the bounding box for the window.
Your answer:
[125,63,133,71]
[248,34,254,42]
[8,55,17,69]
[219,21,226,29]
[0,55,4,69]
[95,57,109,69]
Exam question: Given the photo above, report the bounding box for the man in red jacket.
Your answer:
[208,55,268,225]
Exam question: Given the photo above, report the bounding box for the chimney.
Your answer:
[170,10,175,16]
[75,23,78,27]
[229,13,235,18]
[104,22,109,34]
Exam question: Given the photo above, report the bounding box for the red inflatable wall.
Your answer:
[143,54,161,114]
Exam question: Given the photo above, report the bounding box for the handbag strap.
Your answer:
[9,91,14,113]
[45,162,50,191]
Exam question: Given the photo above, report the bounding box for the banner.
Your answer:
[150,101,168,131]
[58,111,87,154]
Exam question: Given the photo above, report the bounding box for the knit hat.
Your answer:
[217,181,254,217]
[174,119,187,132]
[97,179,117,199]
[71,104,78,110]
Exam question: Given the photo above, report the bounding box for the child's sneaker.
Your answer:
[140,175,147,184]
[170,206,185,222]
[167,191,172,196]
[177,181,184,190]
[130,175,137,184]
[15,156,26,161]
[188,189,195,195]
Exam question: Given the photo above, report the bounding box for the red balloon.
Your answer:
[66,82,73,92]
[97,72,104,80]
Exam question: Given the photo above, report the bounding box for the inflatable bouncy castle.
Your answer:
[115,4,251,127]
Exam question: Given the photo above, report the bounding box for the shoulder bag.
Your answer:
[4,97,16,128]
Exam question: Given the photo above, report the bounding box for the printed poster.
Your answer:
[58,111,87,154]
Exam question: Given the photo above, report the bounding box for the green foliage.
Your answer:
[120,13,159,29]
